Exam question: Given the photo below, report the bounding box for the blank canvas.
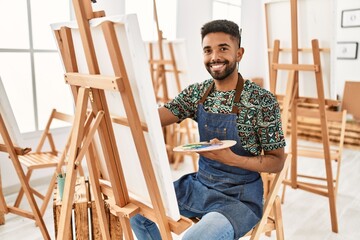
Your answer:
[0,76,23,146]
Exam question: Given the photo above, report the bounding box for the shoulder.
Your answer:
[179,78,213,98]
[242,80,278,107]
[185,78,213,93]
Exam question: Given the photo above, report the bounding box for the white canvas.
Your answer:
[0,76,23,147]
[51,14,180,221]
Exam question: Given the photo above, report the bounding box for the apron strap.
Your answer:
[199,73,244,114]
[199,82,214,104]
[231,73,244,113]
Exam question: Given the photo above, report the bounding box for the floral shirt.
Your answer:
[164,79,286,155]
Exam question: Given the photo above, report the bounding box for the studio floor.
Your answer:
[1,140,359,240]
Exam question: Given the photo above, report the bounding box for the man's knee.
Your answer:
[183,212,234,240]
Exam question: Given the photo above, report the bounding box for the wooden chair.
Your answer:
[239,153,291,240]
[0,113,50,239]
[281,102,347,202]
[13,108,74,216]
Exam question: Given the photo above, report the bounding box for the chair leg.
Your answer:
[273,196,284,240]
[280,168,289,204]
[14,169,33,207]
[40,171,57,216]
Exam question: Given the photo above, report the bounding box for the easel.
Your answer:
[53,1,191,239]
[149,0,182,103]
[267,0,339,233]
[0,114,50,239]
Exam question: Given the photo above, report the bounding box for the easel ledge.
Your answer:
[100,180,192,235]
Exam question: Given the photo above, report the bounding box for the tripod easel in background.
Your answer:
[266,0,340,233]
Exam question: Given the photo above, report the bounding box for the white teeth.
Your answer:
[211,63,224,70]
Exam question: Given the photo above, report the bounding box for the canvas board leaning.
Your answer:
[0,76,23,147]
[51,14,181,221]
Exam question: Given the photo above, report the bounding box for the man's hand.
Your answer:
[197,138,286,173]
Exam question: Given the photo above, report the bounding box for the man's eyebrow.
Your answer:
[203,43,231,50]
[218,43,231,48]
[203,45,211,50]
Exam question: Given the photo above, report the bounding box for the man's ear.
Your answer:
[237,47,245,62]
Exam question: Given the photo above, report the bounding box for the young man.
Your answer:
[131,19,286,240]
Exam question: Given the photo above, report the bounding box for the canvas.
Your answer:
[0,76,23,146]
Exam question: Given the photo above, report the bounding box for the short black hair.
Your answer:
[201,19,241,48]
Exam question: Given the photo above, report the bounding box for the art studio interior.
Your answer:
[0,0,359,239]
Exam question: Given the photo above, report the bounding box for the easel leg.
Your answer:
[119,217,135,240]
[86,143,112,239]
[273,196,284,240]
[57,87,91,239]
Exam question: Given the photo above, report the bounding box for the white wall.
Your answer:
[176,0,213,83]
[334,0,360,99]
[239,0,267,87]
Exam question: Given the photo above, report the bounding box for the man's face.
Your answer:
[202,32,242,81]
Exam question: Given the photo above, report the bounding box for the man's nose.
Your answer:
[210,51,221,62]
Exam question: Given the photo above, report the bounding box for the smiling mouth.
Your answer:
[210,62,226,71]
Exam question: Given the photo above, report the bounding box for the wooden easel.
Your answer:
[149,0,182,103]
[0,114,50,239]
[267,0,339,233]
[53,1,191,239]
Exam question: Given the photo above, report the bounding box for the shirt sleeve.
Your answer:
[257,93,286,151]
[163,82,204,122]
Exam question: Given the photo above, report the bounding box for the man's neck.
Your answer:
[214,71,239,91]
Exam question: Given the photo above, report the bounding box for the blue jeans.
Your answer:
[130,211,234,240]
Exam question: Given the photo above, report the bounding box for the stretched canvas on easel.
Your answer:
[264,0,333,98]
[51,14,180,221]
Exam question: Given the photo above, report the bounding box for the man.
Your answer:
[131,19,286,240]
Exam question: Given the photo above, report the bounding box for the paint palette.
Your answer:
[173,140,236,152]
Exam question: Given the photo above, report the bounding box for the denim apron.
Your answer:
[174,74,263,239]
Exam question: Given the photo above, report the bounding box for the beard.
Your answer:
[205,60,237,80]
